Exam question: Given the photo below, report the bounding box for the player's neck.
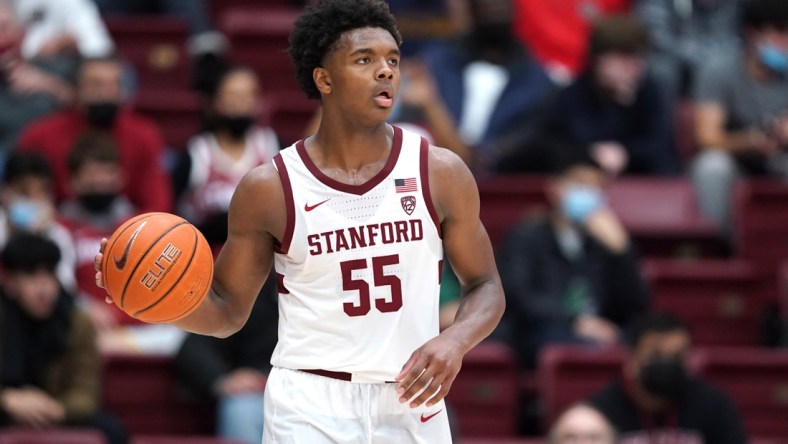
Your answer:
[311,118,392,171]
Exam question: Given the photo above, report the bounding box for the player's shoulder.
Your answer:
[236,162,282,196]
[425,143,474,186]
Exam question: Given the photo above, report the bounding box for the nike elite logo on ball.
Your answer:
[304,198,331,212]
[114,221,147,270]
[420,410,442,423]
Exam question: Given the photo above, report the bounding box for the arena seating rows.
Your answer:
[87,4,788,442]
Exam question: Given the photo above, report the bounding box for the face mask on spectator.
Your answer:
[640,356,688,399]
[78,191,117,213]
[86,101,120,128]
[214,115,254,140]
[758,43,788,75]
[561,185,603,223]
[8,199,45,231]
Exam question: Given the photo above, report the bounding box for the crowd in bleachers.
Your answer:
[0,0,787,443]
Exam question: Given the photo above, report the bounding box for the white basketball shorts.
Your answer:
[262,367,452,443]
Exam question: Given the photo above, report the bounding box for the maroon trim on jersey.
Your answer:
[273,154,295,254]
[295,126,403,196]
[438,259,443,284]
[276,272,289,294]
[419,137,442,238]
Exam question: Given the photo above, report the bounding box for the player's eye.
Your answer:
[389,58,399,66]
[357,57,370,64]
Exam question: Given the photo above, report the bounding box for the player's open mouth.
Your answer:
[374,90,393,108]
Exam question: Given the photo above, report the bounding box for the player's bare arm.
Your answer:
[94,163,284,338]
[172,163,284,337]
[396,145,505,408]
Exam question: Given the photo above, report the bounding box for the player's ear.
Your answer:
[313,67,332,95]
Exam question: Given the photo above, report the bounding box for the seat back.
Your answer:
[0,428,106,444]
[693,347,788,439]
[734,180,788,276]
[105,17,191,92]
[606,179,721,258]
[476,176,548,249]
[643,259,765,345]
[446,341,519,437]
[102,354,213,436]
[537,345,627,428]
[219,7,302,94]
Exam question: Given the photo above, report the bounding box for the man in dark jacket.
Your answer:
[588,313,747,443]
[497,151,649,369]
[0,233,126,443]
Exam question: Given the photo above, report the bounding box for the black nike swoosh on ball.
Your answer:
[114,221,147,270]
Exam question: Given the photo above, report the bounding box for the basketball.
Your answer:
[101,212,214,323]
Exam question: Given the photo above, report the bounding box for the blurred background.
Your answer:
[0,0,787,443]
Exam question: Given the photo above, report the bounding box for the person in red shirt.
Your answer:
[17,56,173,213]
[513,0,630,82]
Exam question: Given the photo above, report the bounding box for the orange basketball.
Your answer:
[101,212,214,323]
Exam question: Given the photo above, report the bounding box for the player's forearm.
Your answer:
[439,279,505,354]
[173,284,250,338]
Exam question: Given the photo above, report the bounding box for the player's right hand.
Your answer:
[94,238,113,304]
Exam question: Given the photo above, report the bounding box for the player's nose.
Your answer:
[376,61,394,80]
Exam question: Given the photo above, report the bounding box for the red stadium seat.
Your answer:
[132,90,203,150]
[267,90,319,147]
[132,437,245,444]
[537,345,626,429]
[642,259,766,346]
[674,99,697,165]
[462,439,544,444]
[606,178,722,258]
[219,7,302,94]
[0,428,105,444]
[102,354,213,436]
[693,347,788,439]
[446,341,519,438]
[734,180,788,276]
[476,175,549,249]
[105,16,191,92]
[209,0,296,19]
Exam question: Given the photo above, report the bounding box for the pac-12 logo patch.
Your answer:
[401,196,416,215]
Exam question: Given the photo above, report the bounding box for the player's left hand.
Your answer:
[395,335,464,409]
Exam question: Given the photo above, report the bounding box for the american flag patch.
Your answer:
[395,178,418,193]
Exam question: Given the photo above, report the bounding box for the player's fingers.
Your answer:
[399,366,436,405]
[424,372,456,408]
[407,372,443,408]
[396,352,428,396]
[395,351,420,382]
[95,270,105,289]
[99,238,107,253]
[94,251,103,273]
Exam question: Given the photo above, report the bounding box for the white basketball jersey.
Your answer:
[271,126,443,382]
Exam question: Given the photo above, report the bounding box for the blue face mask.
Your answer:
[561,185,604,223]
[758,43,788,75]
[8,199,42,231]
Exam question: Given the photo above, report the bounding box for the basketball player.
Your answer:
[95,0,505,441]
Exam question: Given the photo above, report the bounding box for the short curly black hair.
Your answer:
[288,0,403,100]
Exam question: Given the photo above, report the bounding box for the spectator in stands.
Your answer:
[418,0,556,172]
[175,279,278,444]
[588,313,747,443]
[18,55,173,213]
[0,1,75,164]
[497,149,649,369]
[691,0,788,235]
[513,0,630,83]
[0,234,127,444]
[13,0,113,60]
[59,132,136,336]
[636,0,743,102]
[0,152,75,293]
[539,15,679,177]
[177,66,279,248]
[548,403,617,444]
